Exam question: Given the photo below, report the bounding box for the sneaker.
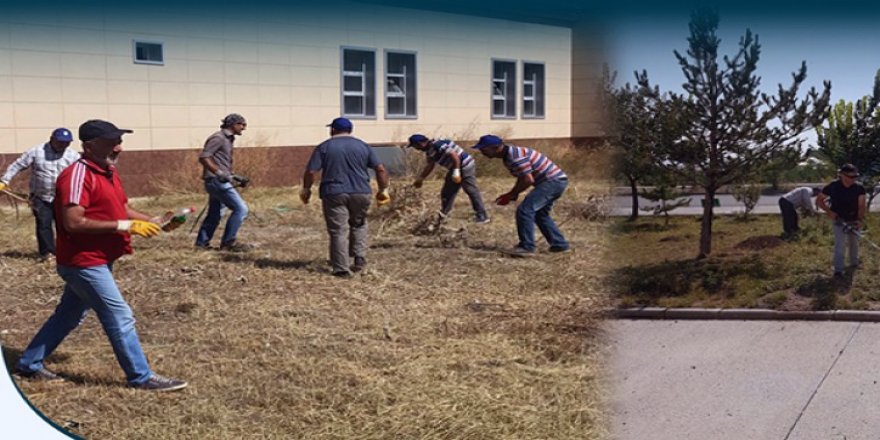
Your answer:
[474,215,491,224]
[15,367,64,382]
[332,270,353,279]
[833,271,844,279]
[38,254,55,263]
[219,241,255,252]
[507,246,536,257]
[351,256,367,273]
[132,374,188,392]
[194,244,214,251]
[549,246,571,253]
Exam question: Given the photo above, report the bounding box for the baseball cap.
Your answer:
[51,127,73,142]
[471,134,503,149]
[326,117,353,131]
[78,120,133,142]
[839,163,860,177]
[407,134,428,147]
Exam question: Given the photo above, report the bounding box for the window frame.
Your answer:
[132,40,164,66]
[340,46,377,119]
[491,58,517,120]
[522,61,546,119]
[384,49,418,120]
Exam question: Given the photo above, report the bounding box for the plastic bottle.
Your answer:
[161,207,195,232]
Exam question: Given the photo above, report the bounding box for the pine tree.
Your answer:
[638,9,830,258]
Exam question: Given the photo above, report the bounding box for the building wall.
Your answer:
[0,1,587,156]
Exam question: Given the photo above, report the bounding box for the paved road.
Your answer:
[611,194,880,217]
[606,320,880,440]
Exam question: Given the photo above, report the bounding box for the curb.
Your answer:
[611,307,880,322]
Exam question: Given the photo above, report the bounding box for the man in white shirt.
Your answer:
[0,128,80,260]
[779,186,819,238]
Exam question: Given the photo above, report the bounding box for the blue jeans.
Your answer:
[195,177,249,247]
[832,221,860,273]
[17,264,153,385]
[516,178,570,251]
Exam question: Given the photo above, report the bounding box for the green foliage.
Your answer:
[636,9,831,257]
[815,83,880,208]
[731,184,762,218]
[639,183,691,225]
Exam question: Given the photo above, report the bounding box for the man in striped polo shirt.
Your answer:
[406,134,489,223]
[472,134,570,256]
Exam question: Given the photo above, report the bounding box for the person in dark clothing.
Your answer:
[816,163,867,277]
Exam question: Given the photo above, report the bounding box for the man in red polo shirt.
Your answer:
[15,119,187,392]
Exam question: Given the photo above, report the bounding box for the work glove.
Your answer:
[299,187,311,204]
[495,193,517,206]
[452,168,462,184]
[0,182,6,192]
[232,174,250,188]
[412,179,423,189]
[117,220,161,238]
[376,188,391,206]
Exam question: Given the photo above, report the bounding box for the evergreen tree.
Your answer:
[638,9,830,258]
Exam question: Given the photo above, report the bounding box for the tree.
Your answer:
[731,183,762,220]
[639,172,692,226]
[815,76,880,209]
[638,9,830,258]
[602,66,682,221]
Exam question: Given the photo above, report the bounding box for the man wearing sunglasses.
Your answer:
[817,163,867,278]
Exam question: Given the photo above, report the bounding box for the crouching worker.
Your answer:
[15,120,188,392]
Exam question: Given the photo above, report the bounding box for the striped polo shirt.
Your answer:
[502,145,567,184]
[55,159,132,267]
[425,139,474,170]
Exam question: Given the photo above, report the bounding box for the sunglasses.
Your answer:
[842,173,859,178]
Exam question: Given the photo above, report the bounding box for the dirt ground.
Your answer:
[1,178,609,439]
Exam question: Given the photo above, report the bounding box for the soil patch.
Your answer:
[734,235,784,251]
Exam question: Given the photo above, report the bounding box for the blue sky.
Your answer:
[605,11,880,106]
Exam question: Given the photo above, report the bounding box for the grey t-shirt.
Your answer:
[307,134,382,198]
[199,130,235,179]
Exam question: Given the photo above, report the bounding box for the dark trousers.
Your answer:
[31,198,55,257]
[439,165,487,219]
[779,197,799,236]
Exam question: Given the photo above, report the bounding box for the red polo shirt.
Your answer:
[55,159,132,267]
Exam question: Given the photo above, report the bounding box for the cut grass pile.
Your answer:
[0,177,608,439]
[609,213,880,311]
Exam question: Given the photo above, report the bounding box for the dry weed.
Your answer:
[1,176,610,440]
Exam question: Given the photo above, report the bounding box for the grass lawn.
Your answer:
[609,212,880,311]
[0,177,608,439]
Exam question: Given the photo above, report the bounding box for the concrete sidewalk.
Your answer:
[606,320,880,440]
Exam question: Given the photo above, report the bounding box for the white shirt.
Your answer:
[783,187,816,213]
[1,143,81,202]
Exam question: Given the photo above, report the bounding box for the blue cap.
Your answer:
[471,134,503,149]
[326,117,353,131]
[51,127,73,142]
[407,134,428,147]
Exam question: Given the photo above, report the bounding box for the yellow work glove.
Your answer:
[0,182,6,192]
[299,187,311,204]
[452,168,462,184]
[376,188,391,206]
[117,220,161,238]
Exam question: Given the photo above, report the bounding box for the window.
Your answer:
[385,51,417,118]
[492,60,516,118]
[133,40,164,65]
[523,62,545,118]
[341,48,376,118]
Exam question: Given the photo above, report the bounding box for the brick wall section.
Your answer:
[0,137,603,197]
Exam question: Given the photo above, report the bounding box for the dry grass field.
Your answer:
[0,148,611,440]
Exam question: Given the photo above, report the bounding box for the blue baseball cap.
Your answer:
[327,117,353,131]
[51,127,73,142]
[471,134,503,149]
[407,134,428,147]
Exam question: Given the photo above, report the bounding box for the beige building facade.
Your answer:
[0,1,602,192]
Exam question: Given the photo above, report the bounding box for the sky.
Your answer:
[604,10,880,106]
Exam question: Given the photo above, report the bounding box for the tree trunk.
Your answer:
[698,190,715,258]
[628,176,639,222]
